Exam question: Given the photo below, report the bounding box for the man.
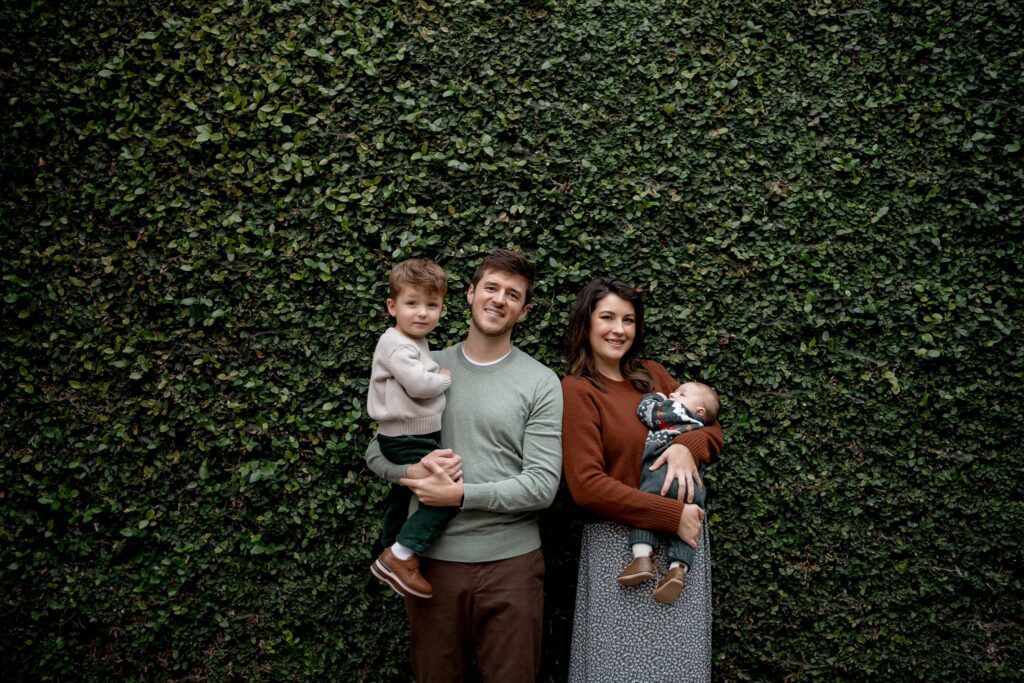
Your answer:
[365,249,563,682]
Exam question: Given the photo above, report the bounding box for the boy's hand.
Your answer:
[405,448,462,481]
[438,368,451,379]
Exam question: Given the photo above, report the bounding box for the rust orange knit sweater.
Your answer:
[561,360,724,537]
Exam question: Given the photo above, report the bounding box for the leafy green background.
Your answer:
[2,0,1021,679]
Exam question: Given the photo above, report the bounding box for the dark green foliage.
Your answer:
[2,0,1021,679]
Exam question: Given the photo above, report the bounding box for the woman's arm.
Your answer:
[561,378,685,536]
[672,421,724,466]
[649,424,724,501]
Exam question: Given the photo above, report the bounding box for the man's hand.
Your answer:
[438,368,452,379]
[405,448,462,481]
[400,459,464,507]
[650,443,702,502]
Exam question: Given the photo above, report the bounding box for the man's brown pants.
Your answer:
[405,549,545,682]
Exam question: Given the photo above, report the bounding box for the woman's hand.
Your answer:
[677,503,705,549]
[649,443,702,502]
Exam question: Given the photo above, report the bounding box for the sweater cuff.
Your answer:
[440,374,452,392]
[650,496,686,536]
[461,483,487,510]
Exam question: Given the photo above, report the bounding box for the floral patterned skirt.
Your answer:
[568,520,712,683]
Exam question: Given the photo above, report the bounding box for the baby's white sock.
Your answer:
[391,542,415,560]
[669,561,687,572]
[632,543,653,559]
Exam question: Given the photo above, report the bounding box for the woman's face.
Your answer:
[588,293,636,376]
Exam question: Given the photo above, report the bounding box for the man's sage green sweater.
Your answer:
[365,343,563,562]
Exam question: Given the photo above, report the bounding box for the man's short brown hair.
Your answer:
[471,249,536,305]
[389,258,448,299]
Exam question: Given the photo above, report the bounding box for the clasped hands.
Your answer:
[650,443,705,549]
[399,448,464,507]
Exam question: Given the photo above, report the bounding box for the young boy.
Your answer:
[616,381,720,604]
[367,258,454,599]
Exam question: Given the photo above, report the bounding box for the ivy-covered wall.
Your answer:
[2,0,1021,679]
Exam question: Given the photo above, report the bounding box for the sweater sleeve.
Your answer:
[364,437,406,484]
[561,377,684,535]
[461,371,563,513]
[673,422,724,465]
[649,363,724,465]
[387,343,451,399]
[636,393,664,429]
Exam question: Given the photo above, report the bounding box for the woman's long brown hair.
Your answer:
[565,277,653,392]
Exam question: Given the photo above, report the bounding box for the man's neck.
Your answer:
[462,326,513,364]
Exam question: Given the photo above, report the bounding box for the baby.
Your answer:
[617,381,720,604]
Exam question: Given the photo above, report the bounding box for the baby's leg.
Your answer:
[617,531,657,586]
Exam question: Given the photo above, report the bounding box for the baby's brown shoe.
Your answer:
[653,566,686,604]
[617,555,655,587]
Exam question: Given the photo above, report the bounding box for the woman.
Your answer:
[561,277,724,682]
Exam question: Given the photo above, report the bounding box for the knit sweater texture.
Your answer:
[561,361,724,537]
[367,327,451,437]
[365,343,563,562]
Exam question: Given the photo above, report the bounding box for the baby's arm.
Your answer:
[636,392,666,429]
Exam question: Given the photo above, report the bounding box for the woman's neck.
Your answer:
[594,358,623,381]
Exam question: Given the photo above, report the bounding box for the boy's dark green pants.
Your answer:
[378,432,459,554]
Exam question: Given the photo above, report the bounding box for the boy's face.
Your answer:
[387,286,444,340]
[668,382,707,418]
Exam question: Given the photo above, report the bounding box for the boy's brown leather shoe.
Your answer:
[371,547,433,599]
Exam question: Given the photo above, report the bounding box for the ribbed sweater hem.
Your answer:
[377,414,444,437]
[422,522,541,563]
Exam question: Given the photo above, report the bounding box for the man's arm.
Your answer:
[365,438,407,484]
[462,372,563,513]
[401,375,562,512]
[367,438,463,485]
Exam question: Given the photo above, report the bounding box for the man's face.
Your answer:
[466,269,531,339]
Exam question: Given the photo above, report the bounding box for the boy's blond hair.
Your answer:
[389,258,448,299]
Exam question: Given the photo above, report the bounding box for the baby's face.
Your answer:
[668,382,705,415]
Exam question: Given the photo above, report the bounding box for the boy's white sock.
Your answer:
[632,543,653,559]
[669,561,687,572]
[391,542,415,560]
